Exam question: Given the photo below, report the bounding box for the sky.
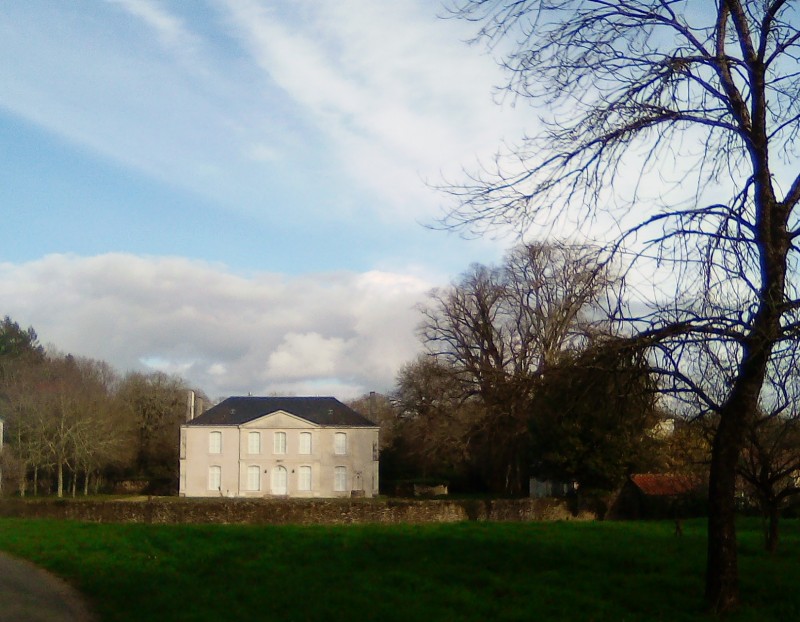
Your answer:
[0,0,534,401]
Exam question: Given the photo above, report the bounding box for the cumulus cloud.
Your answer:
[0,254,429,400]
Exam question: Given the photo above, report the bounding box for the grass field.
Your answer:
[0,517,798,621]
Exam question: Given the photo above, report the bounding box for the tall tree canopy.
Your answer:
[419,242,616,493]
[443,0,800,611]
[530,340,662,491]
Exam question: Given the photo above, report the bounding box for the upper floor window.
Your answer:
[334,432,347,455]
[274,431,287,454]
[209,431,222,454]
[248,432,261,454]
[299,432,312,455]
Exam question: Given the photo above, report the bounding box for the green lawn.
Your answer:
[0,517,797,621]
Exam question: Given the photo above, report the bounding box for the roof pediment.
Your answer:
[241,410,319,429]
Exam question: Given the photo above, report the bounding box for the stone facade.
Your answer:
[180,396,379,499]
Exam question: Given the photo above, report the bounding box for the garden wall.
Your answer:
[0,497,593,525]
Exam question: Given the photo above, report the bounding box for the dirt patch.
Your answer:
[0,552,95,622]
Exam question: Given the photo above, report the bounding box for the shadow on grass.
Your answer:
[0,518,797,621]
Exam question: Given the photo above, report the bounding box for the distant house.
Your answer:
[529,478,573,499]
[607,473,705,519]
[179,396,379,498]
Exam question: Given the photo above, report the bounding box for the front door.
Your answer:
[271,465,287,495]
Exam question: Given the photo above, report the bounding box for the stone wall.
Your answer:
[0,497,594,525]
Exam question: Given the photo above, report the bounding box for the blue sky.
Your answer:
[0,0,531,399]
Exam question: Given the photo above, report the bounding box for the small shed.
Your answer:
[607,473,705,520]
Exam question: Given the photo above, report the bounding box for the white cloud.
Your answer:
[109,0,199,52]
[266,332,346,380]
[0,0,531,254]
[0,254,429,400]
[218,0,534,218]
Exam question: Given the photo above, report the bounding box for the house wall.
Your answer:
[180,412,379,499]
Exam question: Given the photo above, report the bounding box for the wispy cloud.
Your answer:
[0,0,528,261]
[219,0,529,216]
[109,0,199,52]
[0,254,429,399]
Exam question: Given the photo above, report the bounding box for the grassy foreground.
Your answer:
[0,517,797,621]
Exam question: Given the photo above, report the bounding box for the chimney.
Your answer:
[187,390,195,421]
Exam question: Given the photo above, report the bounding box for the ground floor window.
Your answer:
[298,465,312,491]
[208,465,221,491]
[247,465,261,491]
[334,466,347,492]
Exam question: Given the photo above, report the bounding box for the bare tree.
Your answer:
[442,1,800,610]
[348,392,398,450]
[738,415,800,553]
[737,346,800,553]
[390,356,480,486]
[419,241,616,493]
[116,371,191,487]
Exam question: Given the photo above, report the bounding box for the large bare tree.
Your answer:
[419,241,615,493]
[443,0,800,611]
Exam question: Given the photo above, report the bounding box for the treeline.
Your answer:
[347,241,800,553]
[0,316,201,497]
[348,242,704,496]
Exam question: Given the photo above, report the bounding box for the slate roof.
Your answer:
[630,473,701,497]
[185,396,376,427]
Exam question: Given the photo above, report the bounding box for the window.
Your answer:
[209,431,222,454]
[299,432,312,455]
[180,430,187,459]
[274,431,287,454]
[334,466,347,492]
[248,432,261,454]
[298,466,312,491]
[246,465,260,491]
[208,466,221,491]
[334,432,347,455]
[272,465,288,494]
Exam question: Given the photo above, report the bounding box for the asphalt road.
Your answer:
[0,552,94,622]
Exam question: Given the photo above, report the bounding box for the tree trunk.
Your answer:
[18,469,26,498]
[57,462,63,498]
[705,418,741,613]
[706,309,782,612]
[765,503,780,553]
[33,466,38,496]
